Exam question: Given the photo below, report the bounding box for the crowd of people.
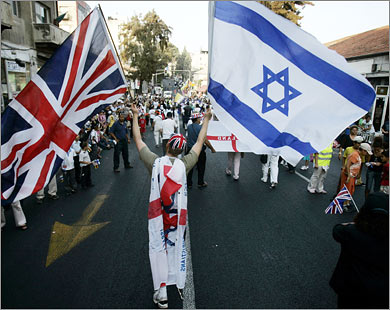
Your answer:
[1,91,389,309]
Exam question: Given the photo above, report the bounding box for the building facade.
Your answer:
[57,1,91,34]
[326,25,389,131]
[1,0,69,111]
[190,49,208,89]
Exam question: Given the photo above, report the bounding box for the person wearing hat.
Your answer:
[338,140,372,212]
[186,112,216,189]
[329,192,389,309]
[130,103,213,309]
[109,113,133,172]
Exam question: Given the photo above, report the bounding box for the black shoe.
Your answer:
[48,194,59,200]
[36,198,44,204]
[114,169,120,173]
[125,165,133,169]
[188,184,192,189]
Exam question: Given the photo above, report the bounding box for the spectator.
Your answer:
[152,110,163,148]
[186,113,216,189]
[225,152,243,181]
[110,113,132,172]
[365,144,383,198]
[338,142,371,212]
[161,112,177,156]
[261,154,280,189]
[72,135,82,184]
[380,149,389,194]
[329,192,389,309]
[338,125,359,160]
[381,116,389,146]
[1,200,27,231]
[307,143,333,194]
[36,177,59,204]
[79,142,94,189]
[62,148,77,194]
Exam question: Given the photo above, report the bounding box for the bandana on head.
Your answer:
[168,134,187,150]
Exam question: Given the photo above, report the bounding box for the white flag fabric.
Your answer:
[208,1,375,165]
[207,121,252,152]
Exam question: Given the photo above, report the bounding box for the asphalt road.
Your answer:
[1,122,366,309]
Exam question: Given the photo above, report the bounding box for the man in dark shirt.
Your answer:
[182,103,192,130]
[186,113,216,188]
[110,113,132,172]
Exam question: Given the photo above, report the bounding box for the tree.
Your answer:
[175,47,192,81]
[119,10,177,86]
[258,1,313,26]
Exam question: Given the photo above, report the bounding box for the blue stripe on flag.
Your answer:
[88,69,124,94]
[37,32,75,99]
[82,19,108,78]
[214,2,375,111]
[208,78,317,155]
[1,106,33,145]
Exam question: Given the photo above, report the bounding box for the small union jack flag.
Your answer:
[325,185,352,214]
[1,7,127,204]
[168,134,187,150]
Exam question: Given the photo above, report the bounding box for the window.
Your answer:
[35,2,50,23]
[12,1,20,17]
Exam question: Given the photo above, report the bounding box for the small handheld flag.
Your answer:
[325,185,352,214]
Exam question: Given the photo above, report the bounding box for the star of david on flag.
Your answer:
[208,1,375,165]
[1,7,127,205]
[251,66,301,116]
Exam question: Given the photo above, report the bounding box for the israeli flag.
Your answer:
[208,1,375,165]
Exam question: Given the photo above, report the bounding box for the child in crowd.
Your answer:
[79,142,94,189]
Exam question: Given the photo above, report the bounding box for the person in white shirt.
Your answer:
[72,135,82,184]
[62,148,77,193]
[362,114,375,143]
[161,112,177,155]
[90,124,101,160]
[153,110,163,148]
[79,142,94,189]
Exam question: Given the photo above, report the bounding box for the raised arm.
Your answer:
[191,108,213,156]
[131,104,147,153]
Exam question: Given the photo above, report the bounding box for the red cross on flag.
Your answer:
[207,121,252,153]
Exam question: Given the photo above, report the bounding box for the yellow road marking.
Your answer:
[45,195,110,267]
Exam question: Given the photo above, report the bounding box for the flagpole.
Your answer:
[97,4,132,99]
[344,185,360,213]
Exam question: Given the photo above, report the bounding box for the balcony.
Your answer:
[1,1,13,31]
[33,23,69,48]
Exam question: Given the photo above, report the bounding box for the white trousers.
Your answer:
[307,166,328,192]
[227,152,241,178]
[36,177,57,199]
[262,155,279,184]
[154,130,162,146]
[1,201,27,228]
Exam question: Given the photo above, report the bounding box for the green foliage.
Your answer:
[119,10,178,83]
[175,47,192,80]
[258,1,314,26]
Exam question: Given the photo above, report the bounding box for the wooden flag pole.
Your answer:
[98,4,132,99]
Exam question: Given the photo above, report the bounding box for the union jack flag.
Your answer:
[168,134,187,150]
[1,7,127,205]
[325,185,352,214]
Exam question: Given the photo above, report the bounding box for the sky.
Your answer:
[86,1,389,53]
